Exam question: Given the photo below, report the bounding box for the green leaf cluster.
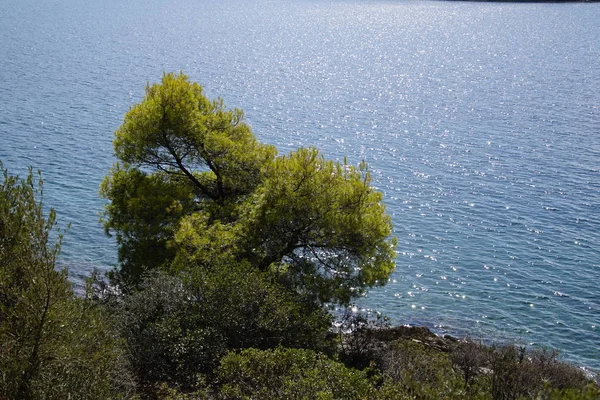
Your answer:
[109,267,333,395]
[0,165,132,399]
[240,148,396,304]
[112,73,276,202]
[2,71,598,398]
[217,347,374,400]
[101,72,397,307]
[100,166,196,284]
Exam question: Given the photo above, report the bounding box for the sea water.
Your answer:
[1,0,598,369]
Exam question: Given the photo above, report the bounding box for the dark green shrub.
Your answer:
[109,263,334,396]
[109,271,224,396]
[379,339,469,399]
[488,345,591,400]
[452,338,490,387]
[186,262,334,353]
[336,310,390,371]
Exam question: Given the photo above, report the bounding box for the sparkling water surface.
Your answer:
[1,0,599,369]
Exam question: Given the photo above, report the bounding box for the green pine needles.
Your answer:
[101,72,398,306]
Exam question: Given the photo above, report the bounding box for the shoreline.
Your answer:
[346,324,599,380]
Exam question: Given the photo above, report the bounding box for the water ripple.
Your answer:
[1,0,599,369]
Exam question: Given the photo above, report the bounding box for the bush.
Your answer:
[488,345,590,400]
[107,264,334,396]
[336,310,391,371]
[105,271,223,396]
[216,347,374,400]
[546,384,600,400]
[451,339,593,400]
[378,339,471,399]
[0,165,133,399]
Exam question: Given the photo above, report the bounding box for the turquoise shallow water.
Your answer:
[1,0,599,369]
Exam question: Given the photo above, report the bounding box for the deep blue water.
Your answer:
[1,0,599,369]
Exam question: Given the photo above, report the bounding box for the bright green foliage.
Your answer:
[112,72,276,202]
[102,72,397,306]
[172,212,242,272]
[0,165,132,399]
[174,148,397,305]
[216,347,374,400]
[100,165,196,283]
[240,148,396,304]
[101,72,276,287]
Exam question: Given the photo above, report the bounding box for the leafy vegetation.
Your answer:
[1,74,597,399]
[0,165,133,399]
[100,72,397,307]
[96,266,333,397]
[216,347,373,400]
